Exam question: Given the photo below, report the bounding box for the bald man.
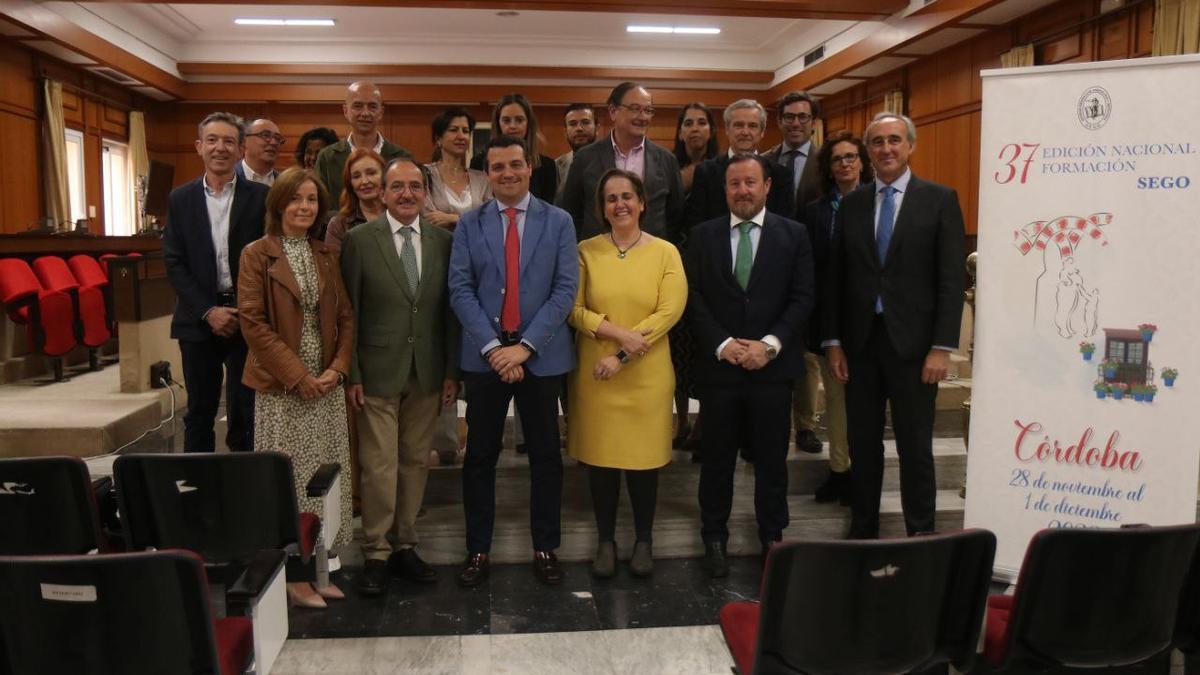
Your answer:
[237,118,282,186]
[315,80,412,206]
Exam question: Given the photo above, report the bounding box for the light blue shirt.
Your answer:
[202,173,236,292]
[782,139,812,192]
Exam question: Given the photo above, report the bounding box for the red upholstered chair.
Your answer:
[0,258,77,381]
[982,524,1200,671]
[32,255,111,370]
[0,550,253,675]
[719,529,996,675]
[67,254,109,290]
[114,452,342,675]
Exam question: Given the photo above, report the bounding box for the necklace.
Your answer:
[610,230,642,259]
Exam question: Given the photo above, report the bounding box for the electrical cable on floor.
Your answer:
[96,377,180,457]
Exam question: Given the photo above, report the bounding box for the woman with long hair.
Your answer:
[322,148,386,252]
[470,93,558,202]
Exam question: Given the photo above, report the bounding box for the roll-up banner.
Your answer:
[965,54,1200,578]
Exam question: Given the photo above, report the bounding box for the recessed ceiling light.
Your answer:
[496,10,520,17]
[234,17,336,27]
[627,25,720,35]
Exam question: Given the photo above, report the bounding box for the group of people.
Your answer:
[162,78,965,607]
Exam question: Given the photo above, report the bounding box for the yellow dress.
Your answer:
[567,234,688,470]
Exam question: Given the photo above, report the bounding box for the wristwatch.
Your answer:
[763,342,778,360]
[616,349,631,364]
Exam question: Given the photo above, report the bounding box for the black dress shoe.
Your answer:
[357,559,388,597]
[533,550,563,585]
[796,429,823,454]
[704,541,729,578]
[457,553,490,588]
[388,548,437,583]
[813,470,850,504]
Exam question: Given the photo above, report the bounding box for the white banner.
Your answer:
[965,55,1200,577]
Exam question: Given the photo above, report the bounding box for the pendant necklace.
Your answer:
[611,231,643,259]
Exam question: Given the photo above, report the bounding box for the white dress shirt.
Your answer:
[385,210,423,279]
[203,173,236,292]
[716,206,782,359]
[240,159,275,186]
[349,132,386,155]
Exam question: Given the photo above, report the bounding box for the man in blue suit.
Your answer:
[448,135,579,587]
[163,112,268,452]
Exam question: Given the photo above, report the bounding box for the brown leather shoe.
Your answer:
[456,553,489,588]
[533,550,563,585]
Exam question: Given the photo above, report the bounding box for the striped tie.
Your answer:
[398,225,419,295]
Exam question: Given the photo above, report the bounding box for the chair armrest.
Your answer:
[227,549,287,604]
[305,463,341,497]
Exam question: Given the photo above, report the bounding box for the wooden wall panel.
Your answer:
[811,0,1152,236]
[0,41,42,233]
[1,38,141,234]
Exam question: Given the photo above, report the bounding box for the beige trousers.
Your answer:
[792,351,850,473]
[357,380,441,561]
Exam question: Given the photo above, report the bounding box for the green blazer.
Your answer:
[340,215,459,397]
[314,137,411,208]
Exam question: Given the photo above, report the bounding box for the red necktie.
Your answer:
[501,207,521,333]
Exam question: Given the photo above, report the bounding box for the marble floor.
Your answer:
[271,624,735,675]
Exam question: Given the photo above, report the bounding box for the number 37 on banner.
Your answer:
[994,143,1041,184]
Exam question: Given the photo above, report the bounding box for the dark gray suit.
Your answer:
[764,141,824,219]
[556,136,684,244]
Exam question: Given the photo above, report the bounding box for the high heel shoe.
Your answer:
[287,582,327,609]
[314,583,345,600]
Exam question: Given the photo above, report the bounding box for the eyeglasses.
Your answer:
[616,104,656,117]
[832,153,860,165]
[247,131,286,145]
[388,183,426,194]
[781,112,813,124]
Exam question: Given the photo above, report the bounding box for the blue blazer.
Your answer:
[449,195,578,376]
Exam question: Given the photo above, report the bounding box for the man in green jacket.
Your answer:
[315,80,412,207]
[340,157,459,597]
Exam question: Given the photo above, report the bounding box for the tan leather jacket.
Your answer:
[238,235,354,393]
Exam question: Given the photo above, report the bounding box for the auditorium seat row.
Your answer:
[0,453,341,675]
[717,524,1199,674]
[0,253,138,381]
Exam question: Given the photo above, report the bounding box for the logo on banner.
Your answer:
[1078,87,1112,130]
[1013,213,1111,338]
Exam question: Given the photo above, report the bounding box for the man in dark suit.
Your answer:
[686,153,814,577]
[235,118,282,186]
[557,81,684,243]
[314,81,412,207]
[449,135,578,587]
[341,157,460,597]
[684,99,794,237]
[823,112,966,539]
[764,91,826,455]
[163,112,268,453]
[763,91,824,217]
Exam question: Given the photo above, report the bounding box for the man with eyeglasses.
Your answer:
[684,99,795,236]
[557,81,683,243]
[315,80,412,207]
[764,91,825,217]
[765,91,829,456]
[236,118,283,186]
[340,157,459,596]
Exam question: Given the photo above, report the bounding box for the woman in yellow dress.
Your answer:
[567,168,687,578]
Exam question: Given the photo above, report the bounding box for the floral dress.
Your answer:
[254,236,353,548]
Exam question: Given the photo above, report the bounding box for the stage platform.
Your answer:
[0,366,178,458]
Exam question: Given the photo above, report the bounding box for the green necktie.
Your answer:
[398,225,419,295]
[735,221,755,290]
